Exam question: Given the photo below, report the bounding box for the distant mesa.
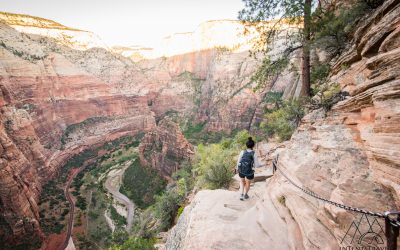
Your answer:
[113,20,261,60]
[111,45,155,62]
[0,11,264,59]
[0,11,108,50]
[0,11,82,31]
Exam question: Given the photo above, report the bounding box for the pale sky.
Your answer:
[0,0,245,47]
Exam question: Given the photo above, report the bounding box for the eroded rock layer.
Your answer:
[138,118,194,178]
[167,1,400,249]
[0,12,301,245]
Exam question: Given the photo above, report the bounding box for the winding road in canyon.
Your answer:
[104,161,135,233]
[60,167,82,250]
[59,157,135,250]
[61,157,97,250]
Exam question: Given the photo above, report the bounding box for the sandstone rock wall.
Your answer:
[138,118,194,178]
[256,0,400,248]
[167,1,400,249]
[0,17,156,245]
[0,12,107,50]
[4,3,398,247]
[0,12,300,245]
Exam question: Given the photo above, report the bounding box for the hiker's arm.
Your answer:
[236,151,243,170]
[254,152,261,168]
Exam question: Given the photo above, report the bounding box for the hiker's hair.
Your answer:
[246,137,255,149]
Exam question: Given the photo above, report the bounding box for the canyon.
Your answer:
[0,11,299,247]
[0,0,399,248]
[138,118,194,178]
[166,0,400,249]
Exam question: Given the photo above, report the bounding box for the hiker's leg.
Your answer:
[244,178,251,194]
[239,178,245,194]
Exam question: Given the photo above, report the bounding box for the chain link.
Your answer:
[272,158,399,227]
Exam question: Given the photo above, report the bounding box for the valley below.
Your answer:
[1,0,400,249]
[104,161,135,233]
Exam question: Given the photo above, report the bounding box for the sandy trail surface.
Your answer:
[104,162,135,232]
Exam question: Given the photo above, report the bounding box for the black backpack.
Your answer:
[238,150,255,176]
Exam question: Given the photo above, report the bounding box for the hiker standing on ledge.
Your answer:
[236,137,260,200]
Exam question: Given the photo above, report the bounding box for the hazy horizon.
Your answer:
[0,0,245,47]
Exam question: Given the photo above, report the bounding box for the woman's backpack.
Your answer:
[238,150,255,176]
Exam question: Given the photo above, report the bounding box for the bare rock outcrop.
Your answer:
[331,0,400,202]
[167,1,400,249]
[138,119,194,178]
[269,111,398,249]
[166,183,292,250]
[0,15,156,246]
[0,12,107,50]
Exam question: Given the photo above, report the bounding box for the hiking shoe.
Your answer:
[244,194,249,199]
[240,194,244,201]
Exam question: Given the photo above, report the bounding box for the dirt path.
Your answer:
[60,157,97,250]
[104,161,135,232]
[60,168,81,250]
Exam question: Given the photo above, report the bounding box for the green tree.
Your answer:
[260,99,305,141]
[239,0,314,96]
[153,191,181,231]
[264,91,284,112]
[193,130,253,189]
[108,237,155,250]
[193,143,236,189]
[239,0,383,98]
[120,156,166,209]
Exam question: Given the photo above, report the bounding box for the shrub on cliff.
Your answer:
[193,143,235,189]
[172,161,195,197]
[261,99,305,141]
[182,120,228,144]
[312,1,376,59]
[231,130,254,149]
[193,130,253,189]
[310,63,330,87]
[153,189,182,231]
[120,155,166,209]
[108,236,155,250]
[130,163,193,237]
[310,82,344,112]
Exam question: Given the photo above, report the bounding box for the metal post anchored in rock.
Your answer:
[272,154,278,174]
[384,211,400,250]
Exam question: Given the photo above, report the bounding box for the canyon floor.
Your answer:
[104,161,135,233]
[1,1,399,249]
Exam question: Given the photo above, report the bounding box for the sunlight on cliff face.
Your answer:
[121,20,300,60]
[122,20,259,59]
[159,20,253,56]
[0,12,299,60]
[0,12,108,50]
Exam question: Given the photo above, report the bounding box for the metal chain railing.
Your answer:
[271,155,400,249]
